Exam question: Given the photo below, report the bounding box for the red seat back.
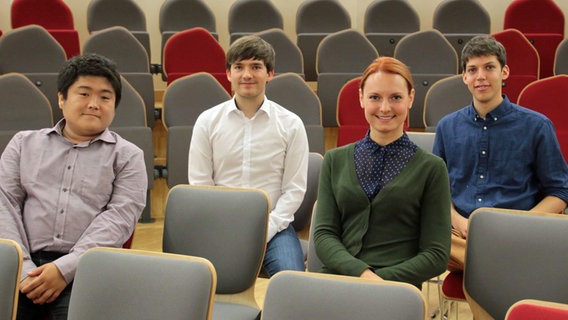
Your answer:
[492,28,540,102]
[518,75,568,161]
[11,0,80,58]
[163,27,230,93]
[504,0,565,78]
[506,300,568,320]
[337,77,366,146]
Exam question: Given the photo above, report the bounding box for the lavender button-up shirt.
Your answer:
[0,120,147,282]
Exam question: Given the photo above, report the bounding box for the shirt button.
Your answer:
[480,175,484,179]
[56,234,61,239]
[62,188,68,192]
[478,198,483,202]
[67,166,72,170]
[59,209,64,214]
[481,151,486,155]
[483,126,487,130]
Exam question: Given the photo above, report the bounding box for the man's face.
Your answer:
[58,75,116,143]
[226,58,274,100]
[462,54,509,108]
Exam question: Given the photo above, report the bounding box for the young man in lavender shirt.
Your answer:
[0,53,147,319]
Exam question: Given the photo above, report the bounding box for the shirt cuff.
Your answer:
[21,259,37,282]
[53,252,80,284]
[267,220,278,243]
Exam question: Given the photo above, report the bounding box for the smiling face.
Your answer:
[227,58,274,103]
[360,71,414,145]
[463,54,509,114]
[58,75,116,144]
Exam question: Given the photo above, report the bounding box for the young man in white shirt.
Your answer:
[188,35,309,276]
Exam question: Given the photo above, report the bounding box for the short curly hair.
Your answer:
[57,53,122,107]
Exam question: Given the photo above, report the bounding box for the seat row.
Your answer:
[2,2,568,130]
[161,25,568,129]
[4,205,568,319]
[0,70,326,226]
[5,0,566,82]
[0,239,427,320]
[336,68,568,163]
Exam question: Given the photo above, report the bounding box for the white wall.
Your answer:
[0,0,567,90]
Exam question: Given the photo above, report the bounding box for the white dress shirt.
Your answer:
[188,97,309,242]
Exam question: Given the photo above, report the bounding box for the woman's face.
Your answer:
[359,71,414,144]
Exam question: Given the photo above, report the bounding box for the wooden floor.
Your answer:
[131,101,473,319]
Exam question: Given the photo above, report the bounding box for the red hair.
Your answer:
[360,57,414,94]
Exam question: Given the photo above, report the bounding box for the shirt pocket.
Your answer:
[79,165,115,210]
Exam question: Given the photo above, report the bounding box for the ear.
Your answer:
[266,70,275,83]
[408,88,415,109]
[359,88,364,109]
[57,92,64,110]
[226,69,231,82]
[501,65,510,80]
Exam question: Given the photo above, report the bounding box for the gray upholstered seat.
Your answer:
[163,185,270,320]
[464,208,568,320]
[433,0,490,65]
[394,29,458,129]
[228,0,283,44]
[256,29,304,78]
[281,152,323,260]
[68,247,216,320]
[306,202,323,272]
[555,38,568,75]
[110,76,154,222]
[0,239,22,320]
[296,0,351,81]
[261,271,427,320]
[423,74,471,132]
[406,131,436,153]
[364,0,420,57]
[266,72,324,154]
[0,25,66,122]
[316,29,378,127]
[87,0,151,62]
[161,72,231,188]
[291,153,323,237]
[0,73,53,155]
[83,26,155,128]
[0,73,53,132]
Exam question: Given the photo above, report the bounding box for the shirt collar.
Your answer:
[228,96,271,118]
[47,119,116,145]
[468,95,514,122]
[358,130,414,154]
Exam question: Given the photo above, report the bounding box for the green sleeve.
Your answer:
[313,149,370,277]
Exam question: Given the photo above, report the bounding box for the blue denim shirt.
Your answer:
[433,96,568,218]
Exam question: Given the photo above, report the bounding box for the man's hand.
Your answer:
[20,263,68,305]
[452,212,469,239]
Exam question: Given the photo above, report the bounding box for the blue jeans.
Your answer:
[262,224,305,277]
